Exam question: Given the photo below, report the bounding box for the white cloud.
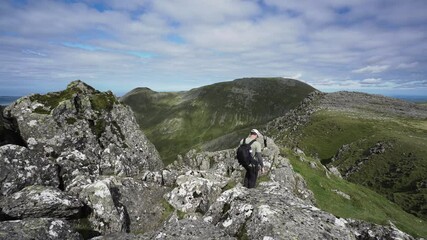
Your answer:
[360,78,382,84]
[152,0,260,24]
[397,62,418,69]
[352,65,390,74]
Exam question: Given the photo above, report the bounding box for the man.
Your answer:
[239,129,264,188]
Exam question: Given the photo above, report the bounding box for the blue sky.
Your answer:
[0,0,426,96]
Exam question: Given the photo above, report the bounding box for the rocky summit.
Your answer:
[0,81,420,239]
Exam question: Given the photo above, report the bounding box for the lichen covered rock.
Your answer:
[0,218,81,240]
[3,80,162,191]
[0,185,83,219]
[0,145,59,197]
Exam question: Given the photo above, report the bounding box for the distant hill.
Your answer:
[121,77,316,164]
[266,91,427,220]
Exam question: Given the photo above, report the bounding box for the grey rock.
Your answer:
[0,185,83,219]
[115,177,172,234]
[78,176,172,235]
[205,183,355,240]
[347,219,415,240]
[0,105,26,147]
[90,233,148,240]
[0,144,59,197]
[328,166,343,179]
[332,189,351,200]
[270,156,315,204]
[145,218,236,240]
[164,172,226,214]
[0,218,82,240]
[79,177,128,234]
[3,80,163,195]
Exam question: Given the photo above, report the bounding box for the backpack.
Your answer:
[236,138,257,169]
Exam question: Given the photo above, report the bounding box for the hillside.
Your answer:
[266,91,427,220]
[121,77,316,164]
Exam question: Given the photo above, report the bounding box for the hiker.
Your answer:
[237,129,265,188]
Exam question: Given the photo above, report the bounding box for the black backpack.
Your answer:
[236,139,257,169]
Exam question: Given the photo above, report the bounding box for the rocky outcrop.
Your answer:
[0,81,165,238]
[1,80,162,195]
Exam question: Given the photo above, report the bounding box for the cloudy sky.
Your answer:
[1,0,426,96]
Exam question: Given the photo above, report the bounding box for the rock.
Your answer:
[90,232,148,240]
[0,218,82,240]
[164,172,226,214]
[0,105,26,147]
[0,144,59,197]
[331,189,351,200]
[79,177,128,234]
[3,80,163,194]
[347,219,415,240]
[328,166,343,179]
[205,183,355,239]
[146,218,236,240]
[115,178,172,234]
[0,185,83,220]
[270,156,315,204]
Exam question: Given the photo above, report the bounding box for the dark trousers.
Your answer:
[244,165,259,188]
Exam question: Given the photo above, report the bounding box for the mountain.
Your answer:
[0,80,425,239]
[266,91,427,221]
[121,77,316,164]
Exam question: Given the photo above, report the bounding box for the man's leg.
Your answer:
[248,166,257,188]
[249,165,259,188]
[244,169,249,187]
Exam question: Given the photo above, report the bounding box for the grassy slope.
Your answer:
[296,110,427,220]
[284,148,427,238]
[122,78,315,164]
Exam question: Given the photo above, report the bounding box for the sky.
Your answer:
[0,0,426,97]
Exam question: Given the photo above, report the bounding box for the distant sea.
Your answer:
[0,96,21,106]
[390,95,427,103]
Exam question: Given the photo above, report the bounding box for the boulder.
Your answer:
[114,177,172,234]
[164,171,227,214]
[79,177,128,234]
[0,145,59,197]
[0,218,82,240]
[0,185,83,220]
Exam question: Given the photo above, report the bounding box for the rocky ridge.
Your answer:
[266,90,427,148]
[0,82,419,239]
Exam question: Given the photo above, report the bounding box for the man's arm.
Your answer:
[255,152,264,168]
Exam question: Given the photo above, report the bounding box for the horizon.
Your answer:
[1,1,426,96]
[0,78,426,103]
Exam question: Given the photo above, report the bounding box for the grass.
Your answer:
[294,110,427,220]
[284,148,427,238]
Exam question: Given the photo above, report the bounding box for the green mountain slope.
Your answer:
[121,77,316,164]
[283,148,426,238]
[267,91,427,220]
